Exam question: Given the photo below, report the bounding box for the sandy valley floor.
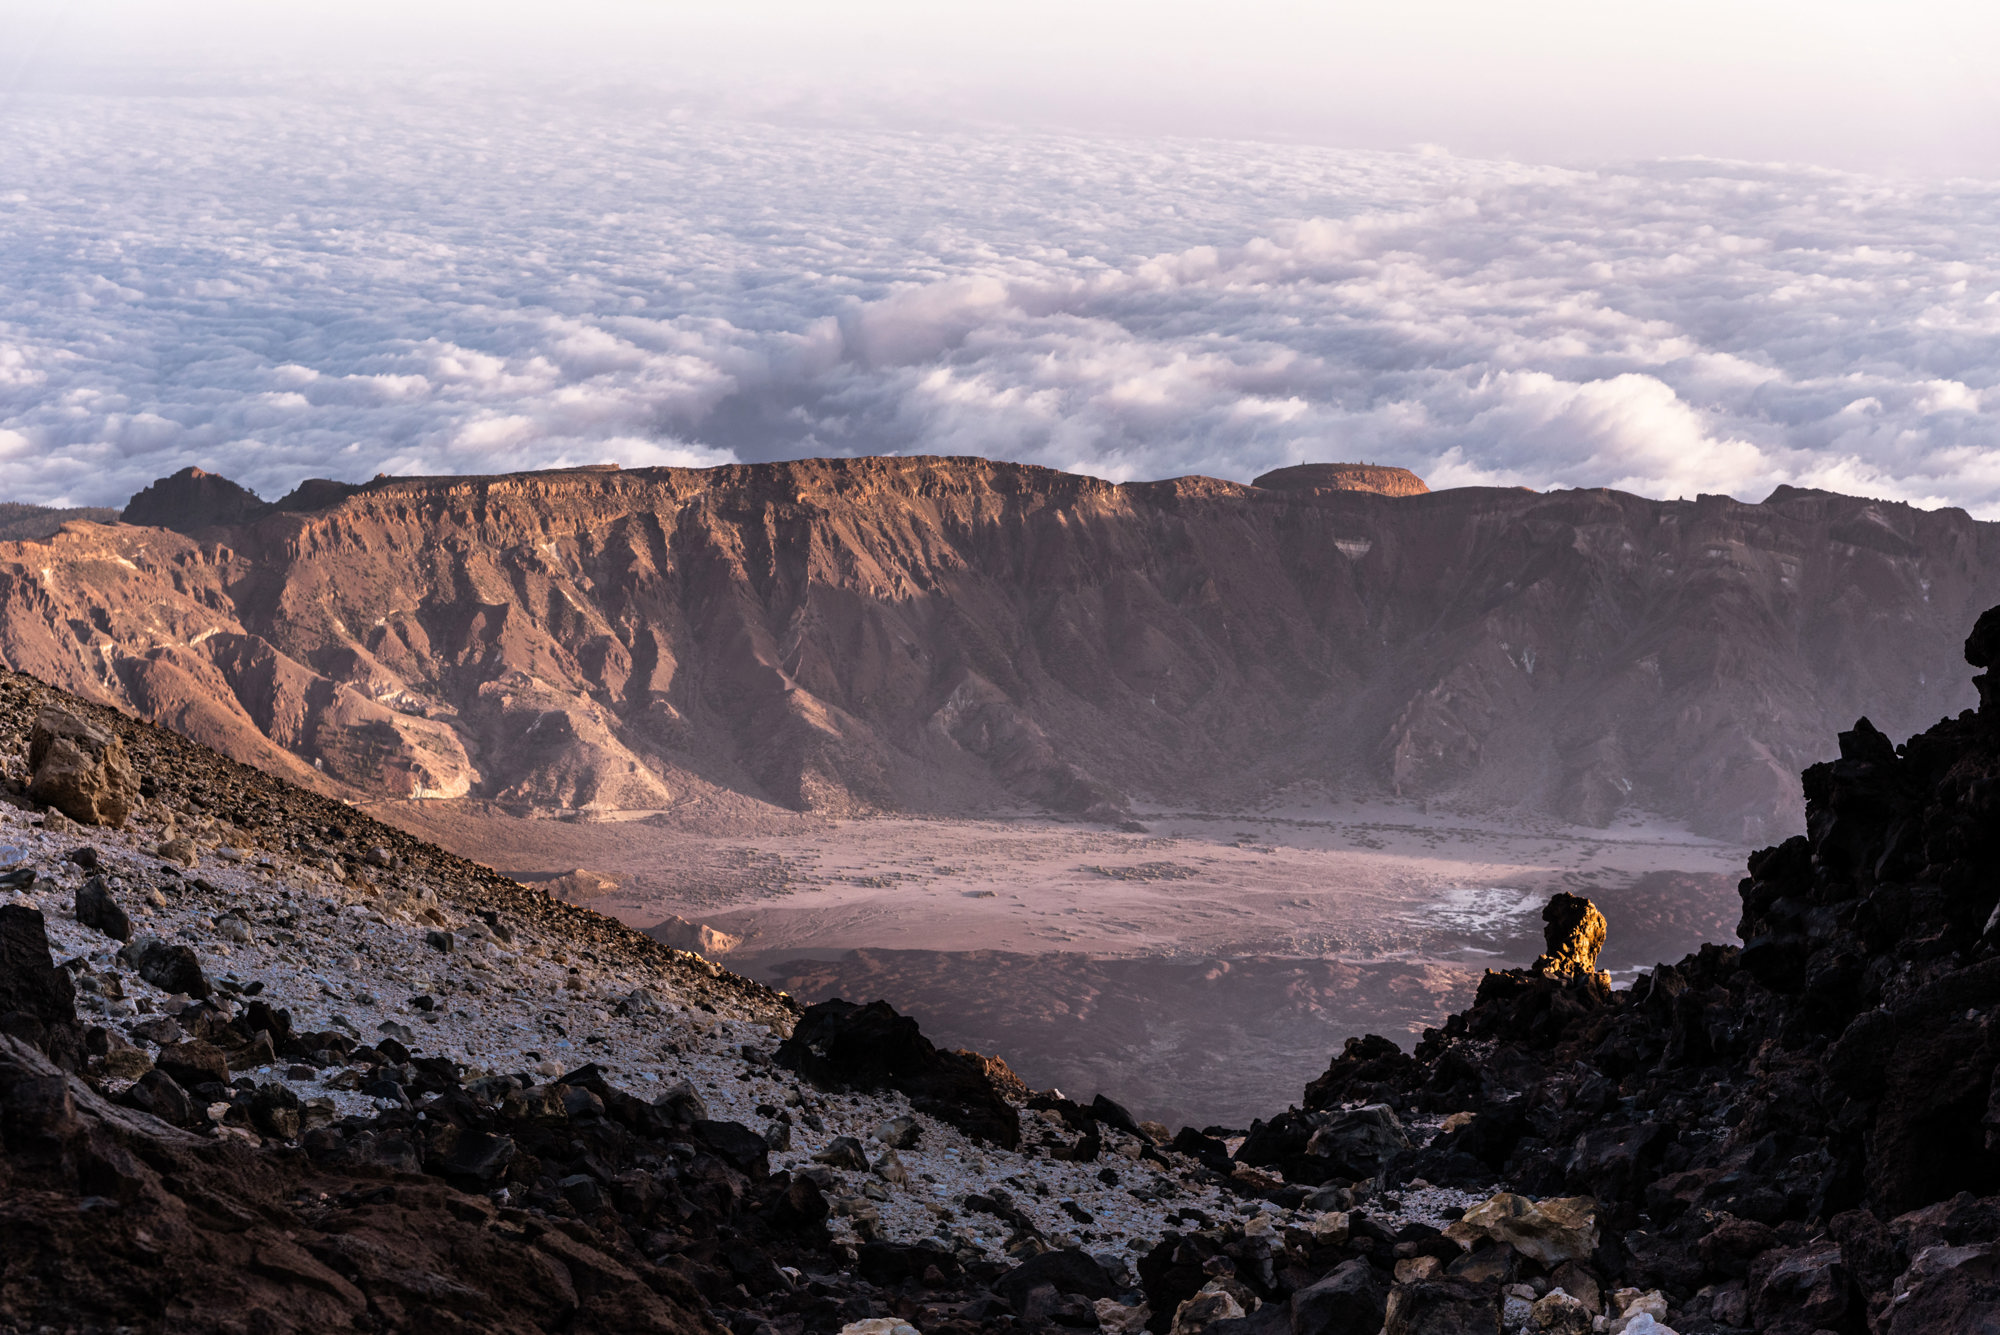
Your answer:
[378,792,1748,1127]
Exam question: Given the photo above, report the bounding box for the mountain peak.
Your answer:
[120,467,268,533]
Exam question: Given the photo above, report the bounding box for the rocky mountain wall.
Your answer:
[1,458,1996,838]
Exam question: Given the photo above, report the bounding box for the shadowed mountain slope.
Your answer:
[1,457,1995,839]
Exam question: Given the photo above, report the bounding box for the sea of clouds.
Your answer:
[1,84,1997,514]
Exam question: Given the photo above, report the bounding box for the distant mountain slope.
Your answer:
[0,502,119,542]
[1,457,1995,839]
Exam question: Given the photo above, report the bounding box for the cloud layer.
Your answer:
[2,86,1998,515]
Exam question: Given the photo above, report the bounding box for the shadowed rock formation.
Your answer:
[3,457,1998,837]
[120,465,269,532]
[1249,600,2000,1334]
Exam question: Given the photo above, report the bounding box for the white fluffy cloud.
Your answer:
[1,85,1997,515]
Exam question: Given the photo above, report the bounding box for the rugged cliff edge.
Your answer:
[1170,602,2000,1334]
[2,458,1997,838]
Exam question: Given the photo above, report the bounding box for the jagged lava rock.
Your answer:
[1271,600,2000,1335]
[0,906,77,1031]
[27,707,137,827]
[73,873,132,942]
[775,997,1025,1148]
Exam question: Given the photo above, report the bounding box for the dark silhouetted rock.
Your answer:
[153,1039,229,1090]
[120,466,268,532]
[1381,1278,1499,1335]
[774,997,1022,1147]
[995,1246,1118,1311]
[27,708,137,828]
[1291,1259,1388,1335]
[118,935,211,1000]
[120,1066,196,1126]
[74,875,131,942]
[0,906,76,1029]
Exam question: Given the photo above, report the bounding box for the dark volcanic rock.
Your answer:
[74,874,132,942]
[1277,601,2000,1335]
[0,906,77,1034]
[118,934,212,1000]
[774,997,1024,1147]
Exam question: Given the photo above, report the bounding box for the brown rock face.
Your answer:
[1531,892,1607,983]
[3,457,1998,838]
[27,708,137,827]
[1253,462,1431,497]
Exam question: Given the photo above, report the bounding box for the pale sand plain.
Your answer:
[376,792,1748,1127]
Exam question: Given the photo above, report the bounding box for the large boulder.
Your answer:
[1290,1259,1388,1335]
[27,708,138,828]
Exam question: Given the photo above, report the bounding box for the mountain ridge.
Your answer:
[3,455,1996,840]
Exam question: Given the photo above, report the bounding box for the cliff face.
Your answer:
[2,457,1996,837]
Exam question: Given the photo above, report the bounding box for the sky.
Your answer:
[1,1,1997,514]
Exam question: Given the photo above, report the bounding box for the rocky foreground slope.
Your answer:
[6,602,2000,1334]
[4,458,1997,839]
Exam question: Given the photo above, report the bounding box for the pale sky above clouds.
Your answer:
[0,3,1996,513]
[9,0,1997,172]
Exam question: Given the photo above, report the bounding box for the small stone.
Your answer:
[814,1136,869,1170]
[155,1039,230,1089]
[873,1115,921,1148]
[873,1148,908,1185]
[154,838,198,867]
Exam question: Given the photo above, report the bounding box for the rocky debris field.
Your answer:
[9,598,2000,1335]
[0,667,1487,1335]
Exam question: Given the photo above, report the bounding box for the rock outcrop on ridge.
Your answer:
[2,457,1997,838]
